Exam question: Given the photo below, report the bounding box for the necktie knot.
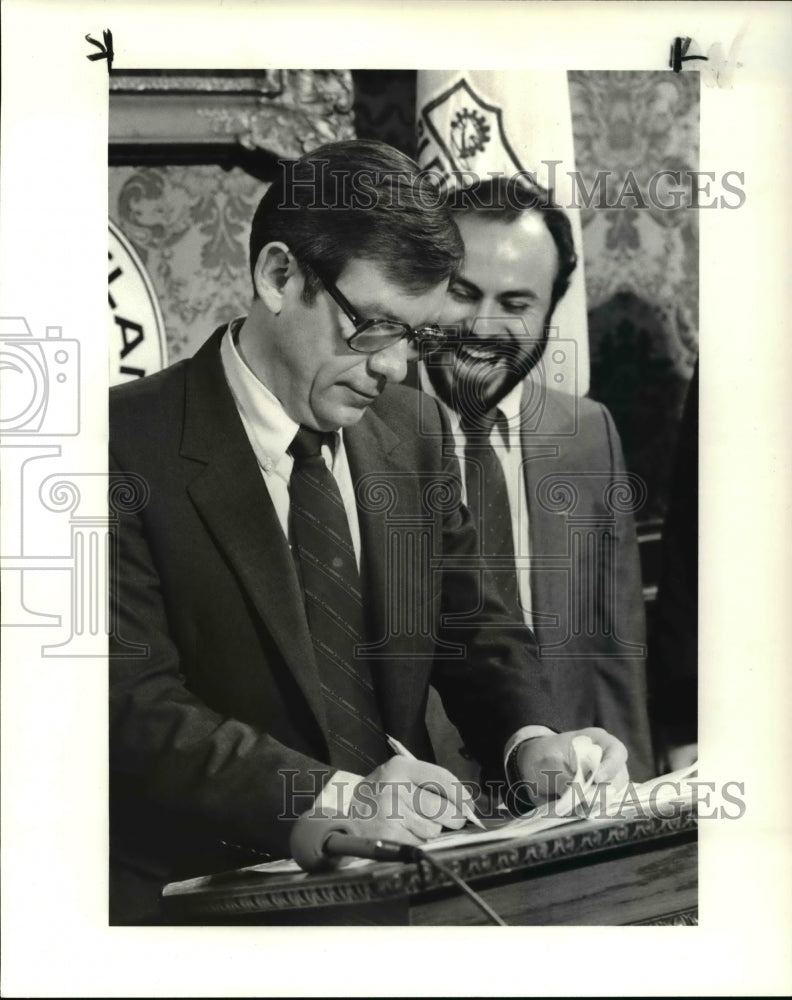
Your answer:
[460,407,500,442]
[289,426,336,462]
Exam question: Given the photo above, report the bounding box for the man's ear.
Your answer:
[252,241,296,315]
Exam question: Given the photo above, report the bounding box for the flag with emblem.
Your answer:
[416,71,589,395]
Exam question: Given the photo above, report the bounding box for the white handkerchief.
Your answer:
[545,734,602,817]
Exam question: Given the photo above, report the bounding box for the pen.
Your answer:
[386,733,485,829]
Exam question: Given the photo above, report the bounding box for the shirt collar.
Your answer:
[419,362,525,443]
[220,319,300,472]
[495,380,524,425]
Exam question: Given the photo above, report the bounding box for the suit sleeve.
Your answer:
[424,401,566,778]
[600,402,647,645]
[647,364,698,751]
[597,401,655,779]
[109,449,335,857]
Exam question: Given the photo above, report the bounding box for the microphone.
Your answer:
[289,813,509,925]
[289,813,422,873]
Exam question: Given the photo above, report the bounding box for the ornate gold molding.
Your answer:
[110,70,288,96]
[110,69,355,158]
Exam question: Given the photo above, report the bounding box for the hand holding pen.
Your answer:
[386,734,485,830]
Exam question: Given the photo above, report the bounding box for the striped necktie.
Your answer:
[288,426,388,774]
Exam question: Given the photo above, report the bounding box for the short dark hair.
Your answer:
[449,175,577,322]
[249,139,464,302]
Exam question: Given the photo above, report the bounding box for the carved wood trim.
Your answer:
[163,805,698,920]
[630,907,699,926]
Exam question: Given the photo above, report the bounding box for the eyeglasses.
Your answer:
[308,264,448,357]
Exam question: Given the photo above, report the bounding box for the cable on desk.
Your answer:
[416,849,508,926]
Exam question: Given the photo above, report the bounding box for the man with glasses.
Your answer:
[109,140,629,924]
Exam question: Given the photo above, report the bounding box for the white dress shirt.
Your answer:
[419,364,535,623]
[220,324,551,818]
[220,320,361,569]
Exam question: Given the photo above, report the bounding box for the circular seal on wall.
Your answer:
[108,220,167,386]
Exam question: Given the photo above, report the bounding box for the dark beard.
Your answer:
[425,335,547,420]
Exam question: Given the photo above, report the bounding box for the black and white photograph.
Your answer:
[2,1,791,996]
[107,66,700,928]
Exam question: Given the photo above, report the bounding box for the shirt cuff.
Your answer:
[503,725,556,774]
[315,770,364,816]
[502,726,556,812]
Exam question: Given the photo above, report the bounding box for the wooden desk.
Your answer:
[162,805,697,926]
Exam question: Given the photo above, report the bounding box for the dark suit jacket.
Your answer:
[109,329,567,923]
[649,361,698,753]
[424,374,655,786]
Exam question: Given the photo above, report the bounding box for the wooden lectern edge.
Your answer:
[161,804,698,920]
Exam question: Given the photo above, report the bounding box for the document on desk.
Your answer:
[244,739,698,871]
[423,739,699,853]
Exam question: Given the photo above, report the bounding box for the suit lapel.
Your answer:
[520,383,574,643]
[344,400,435,732]
[180,331,329,738]
[344,406,402,655]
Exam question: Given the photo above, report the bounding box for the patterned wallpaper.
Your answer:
[568,71,699,522]
[108,68,355,362]
[110,166,266,361]
[109,70,699,521]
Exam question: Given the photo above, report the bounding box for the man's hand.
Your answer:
[658,741,698,774]
[345,757,473,846]
[516,728,629,806]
